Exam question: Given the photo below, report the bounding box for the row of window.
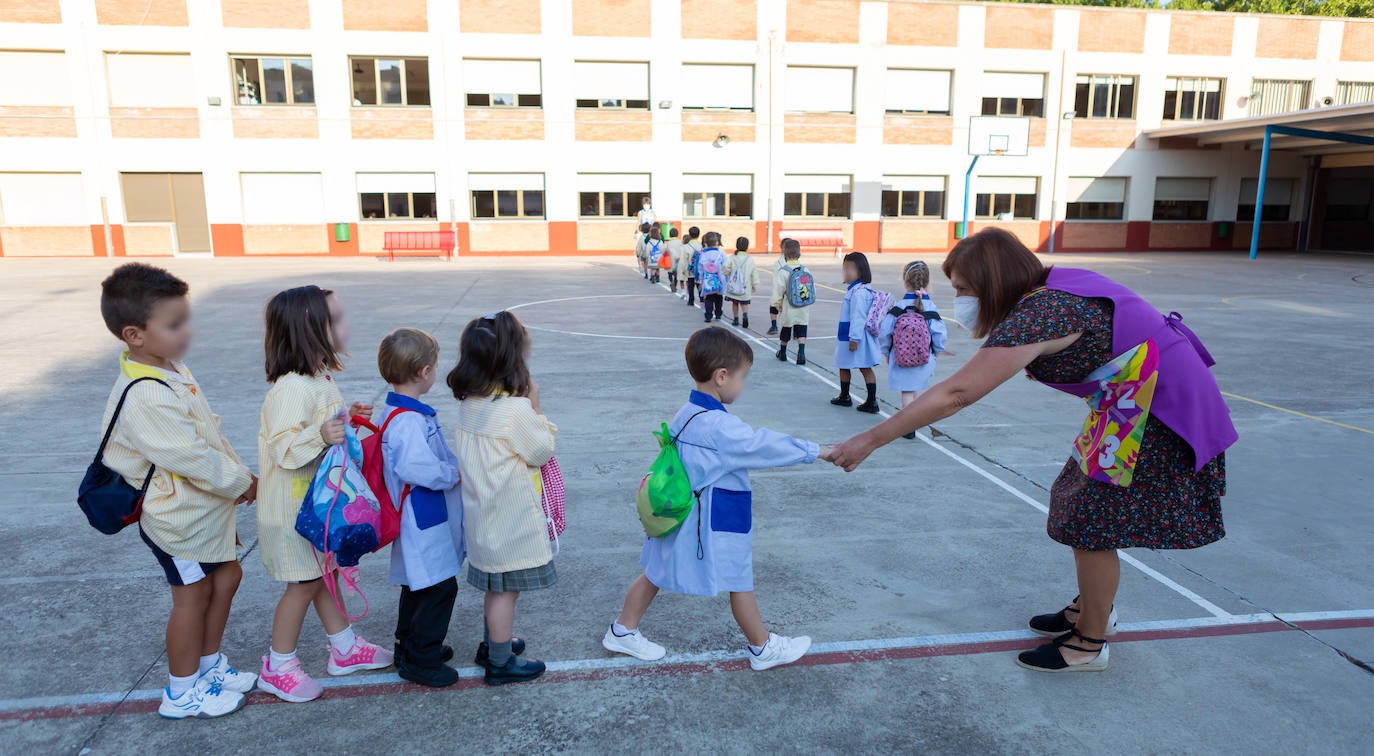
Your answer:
[349,176,1295,222]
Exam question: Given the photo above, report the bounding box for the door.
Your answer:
[120,173,211,254]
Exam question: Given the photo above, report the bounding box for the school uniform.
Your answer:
[639,391,818,596]
[685,240,704,306]
[102,352,253,583]
[834,281,882,369]
[878,292,949,393]
[771,260,812,338]
[674,240,694,283]
[697,246,728,320]
[665,238,686,288]
[375,392,465,668]
[722,252,759,303]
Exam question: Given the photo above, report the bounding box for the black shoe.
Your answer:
[776,346,788,361]
[732,317,740,327]
[474,637,526,666]
[483,655,547,686]
[1028,598,1078,638]
[714,315,723,321]
[1015,628,1109,673]
[796,354,806,366]
[856,401,880,414]
[742,315,750,329]
[902,431,917,439]
[396,657,460,687]
[830,395,853,407]
[767,326,779,336]
[394,643,455,664]
[705,313,713,323]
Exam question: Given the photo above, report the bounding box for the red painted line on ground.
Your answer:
[7,616,1372,723]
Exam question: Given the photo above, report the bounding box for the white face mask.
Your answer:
[953,296,980,332]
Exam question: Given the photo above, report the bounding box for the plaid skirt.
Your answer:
[467,561,557,593]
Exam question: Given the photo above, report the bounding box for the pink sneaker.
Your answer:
[257,656,323,703]
[327,635,395,676]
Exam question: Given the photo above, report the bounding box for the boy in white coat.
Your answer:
[375,328,466,687]
[603,327,833,670]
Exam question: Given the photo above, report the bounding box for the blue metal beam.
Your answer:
[1249,124,1374,260]
[1269,124,1374,148]
[960,155,979,240]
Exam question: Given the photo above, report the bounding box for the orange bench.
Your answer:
[382,231,456,261]
[783,229,844,258]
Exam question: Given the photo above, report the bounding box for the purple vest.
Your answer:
[1038,268,1238,471]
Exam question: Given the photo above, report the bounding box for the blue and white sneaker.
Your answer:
[157,680,246,719]
[202,654,257,694]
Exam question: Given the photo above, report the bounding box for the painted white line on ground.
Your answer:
[3,609,1367,714]
[716,312,1235,619]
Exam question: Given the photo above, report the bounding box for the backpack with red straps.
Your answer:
[351,409,415,549]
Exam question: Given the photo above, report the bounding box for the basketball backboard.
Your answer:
[968,116,1030,157]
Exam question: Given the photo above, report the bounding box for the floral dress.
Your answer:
[984,290,1226,551]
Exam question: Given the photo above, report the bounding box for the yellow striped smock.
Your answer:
[101,352,253,563]
[454,395,558,574]
[256,372,343,581]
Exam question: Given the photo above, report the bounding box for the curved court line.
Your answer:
[1222,391,1374,436]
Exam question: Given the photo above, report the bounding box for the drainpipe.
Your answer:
[766,30,777,253]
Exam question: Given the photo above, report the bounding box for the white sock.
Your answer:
[611,622,636,637]
[327,626,357,654]
[198,652,220,676]
[268,647,297,671]
[748,639,768,655]
[168,672,198,697]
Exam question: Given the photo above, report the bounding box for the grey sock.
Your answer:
[488,640,513,667]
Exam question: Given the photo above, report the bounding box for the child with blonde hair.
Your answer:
[878,261,948,439]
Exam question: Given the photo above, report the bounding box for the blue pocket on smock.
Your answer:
[710,488,752,534]
[409,487,448,530]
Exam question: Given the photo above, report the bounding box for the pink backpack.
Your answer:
[892,307,932,368]
[864,287,895,337]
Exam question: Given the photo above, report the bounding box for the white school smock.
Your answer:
[833,281,882,369]
[378,392,465,591]
[878,292,949,392]
[639,391,819,597]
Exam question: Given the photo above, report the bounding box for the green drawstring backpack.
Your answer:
[636,411,708,538]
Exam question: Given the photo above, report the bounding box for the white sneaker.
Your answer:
[202,654,257,693]
[748,633,812,671]
[157,680,246,719]
[602,625,667,661]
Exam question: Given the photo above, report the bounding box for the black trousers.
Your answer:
[703,293,724,319]
[669,271,679,289]
[686,278,697,305]
[395,577,458,668]
[780,324,809,342]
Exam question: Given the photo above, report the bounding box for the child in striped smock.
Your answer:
[255,286,394,703]
[448,311,558,686]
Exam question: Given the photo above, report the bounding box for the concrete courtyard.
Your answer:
[1,248,1372,754]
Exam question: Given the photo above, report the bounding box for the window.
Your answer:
[1065,177,1126,220]
[241,173,325,223]
[783,175,851,218]
[1074,74,1136,119]
[880,177,945,218]
[106,53,196,108]
[231,56,313,105]
[1153,178,1211,221]
[357,174,437,220]
[884,70,952,115]
[974,177,1038,220]
[1163,77,1222,121]
[578,173,650,218]
[464,59,542,108]
[981,72,1044,117]
[0,173,85,225]
[785,67,855,114]
[0,52,73,106]
[350,57,429,106]
[682,174,753,218]
[1238,178,1293,222]
[1336,81,1374,106]
[1248,79,1310,117]
[469,174,545,219]
[680,64,753,111]
[574,62,649,109]
[1324,179,1371,221]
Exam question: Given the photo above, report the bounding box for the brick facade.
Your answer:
[349,108,434,139]
[1340,21,1374,61]
[460,0,542,34]
[221,0,309,28]
[784,113,856,143]
[1168,14,1234,56]
[95,0,185,26]
[0,107,77,138]
[1147,222,1211,249]
[1077,10,1145,54]
[682,111,756,143]
[882,115,954,145]
[786,0,860,44]
[984,6,1053,50]
[231,107,319,139]
[575,109,651,141]
[887,3,957,47]
[342,0,427,32]
[682,0,756,40]
[0,0,60,23]
[1256,17,1320,59]
[1061,221,1129,250]
[464,109,546,140]
[573,0,650,37]
[109,108,199,138]
[1069,120,1138,150]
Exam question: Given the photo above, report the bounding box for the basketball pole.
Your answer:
[961,155,979,239]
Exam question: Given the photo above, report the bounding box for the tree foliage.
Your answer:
[981,0,1373,18]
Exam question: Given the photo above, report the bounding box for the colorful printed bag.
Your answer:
[891,306,932,368]
[351,409,414,550]
[1071,339,1160,487]
[786,265,816,308]
[540,457,566,552]
[864,287,895,336]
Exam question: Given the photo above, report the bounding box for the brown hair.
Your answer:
[941,228,1049,338]
[902,261,930,293]
[685,327,754,382]
[100,263,188,338]
[446,311,532,400]
[781,238,801,260]
[264,285,343,381]
[378,327,440,385]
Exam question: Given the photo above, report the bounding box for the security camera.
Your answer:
[713,133,730,148]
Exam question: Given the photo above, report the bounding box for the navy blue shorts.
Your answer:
[140,527,228,586]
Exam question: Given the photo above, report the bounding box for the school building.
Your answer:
[1,0,1374,258]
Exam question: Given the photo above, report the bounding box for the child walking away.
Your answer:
[449,312,557,686]
[771,238,815,365]
[697,232,728,323]
[633,223,652,281]
[646,225,665,285]
[722,236,759,329]
[257,286,393,703]
[832,252,883,413]
[684,227,703,307]
[373,329,466,687]
[665,227,685,296]
[97,264,258,719]
[878,262,949,439]
[767,248,788,335]
[605,328,832,669]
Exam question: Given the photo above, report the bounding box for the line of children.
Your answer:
[722,237,759,329]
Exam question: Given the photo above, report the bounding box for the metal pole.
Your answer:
[961,155,979,239]
[1249,126,1272,260]
[765,30,777,253]
[1047,48,1068,255]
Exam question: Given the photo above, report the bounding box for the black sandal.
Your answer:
[1016,628,1109,673]
[1028,595,1119,638]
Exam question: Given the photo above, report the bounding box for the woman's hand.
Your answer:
[828,434,877,472]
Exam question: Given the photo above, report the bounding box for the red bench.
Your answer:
[783,228,844,258]
[382,231,456,261]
